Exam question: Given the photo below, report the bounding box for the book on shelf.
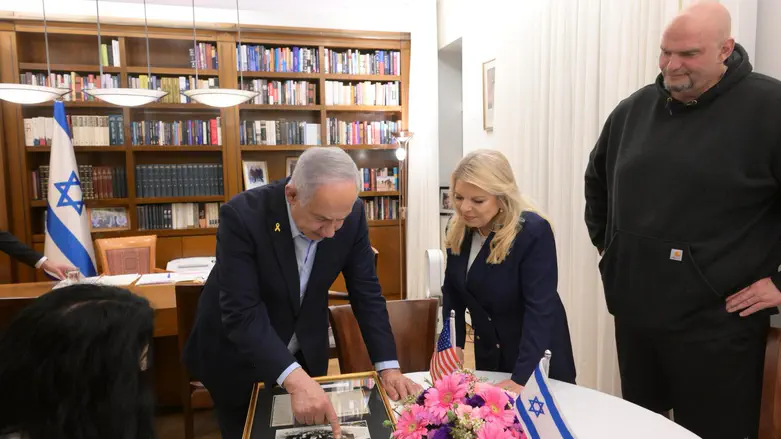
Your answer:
[130,118,222,146]
[240,120,320,146]
[324,81,400,106]
[33,165,127,201]
[190,42,218,70]
[363,197,399,220]
[135,163,224,198]
[236,44,319,73]
[19,72,120,101]
[360,167,399,192]
[128,75,219,104]
[326,118,399,145]
[137,202,221,231]
[241,79,317,105]
[101,39,121,67]
[25,115,124,147]
[323,48,400,75]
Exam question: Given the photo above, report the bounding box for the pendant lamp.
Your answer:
[0,0,70,104]
[85,0,167,106]
[182,0,258,107]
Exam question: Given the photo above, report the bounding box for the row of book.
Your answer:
[135,164,224,198]
[323,49,401,76]
[326,118,399,146]
[100,40,121,67]
[130,118,222,146]
[363,197,399,221]
[239,120,321,146]
[19,72,120,102]
[236,45,319,73]
[137,202,221,231]
[360,168,399,192]
[241,80,317,106]
[324,81,400,106]
[128,75,219,104]
[24,115,124,147]
[191,42,219,70]
[33,165,128,200]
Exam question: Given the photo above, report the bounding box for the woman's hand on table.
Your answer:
[496,379,523,396]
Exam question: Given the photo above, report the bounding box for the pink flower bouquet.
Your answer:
[389,371,526,439]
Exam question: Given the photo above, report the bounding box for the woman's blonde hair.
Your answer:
[444,149,541,264]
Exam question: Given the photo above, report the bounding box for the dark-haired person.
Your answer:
[0,231,75,279]
[0,283,156,439]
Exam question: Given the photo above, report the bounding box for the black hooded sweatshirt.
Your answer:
[585,43,781,338]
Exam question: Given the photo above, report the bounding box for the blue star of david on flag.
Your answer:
[528,396,545,418]
[53,171,84,215]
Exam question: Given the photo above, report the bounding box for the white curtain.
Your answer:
[490,0,681,395]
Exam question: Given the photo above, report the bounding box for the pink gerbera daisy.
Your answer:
[477,421,516,439]
[477,384,516,426]
[425,374,468,419]
[393,405,428,439]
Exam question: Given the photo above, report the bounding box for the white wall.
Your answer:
[438,40,462,186]
[754,0,781,79]
[460,0,500,155]
[437,0,462,50]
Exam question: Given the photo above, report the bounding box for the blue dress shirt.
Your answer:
[276,201,399,385]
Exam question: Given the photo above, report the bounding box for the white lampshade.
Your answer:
[85,88,168,107]
[0,83,70,105]
[395,147,407,161]
[183,88,258,108]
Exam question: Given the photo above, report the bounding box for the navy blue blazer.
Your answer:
[183,179,397,407]
[442,212,576,385]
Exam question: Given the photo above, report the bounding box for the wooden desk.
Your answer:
[0,281,179,337]
[0,281,186,406]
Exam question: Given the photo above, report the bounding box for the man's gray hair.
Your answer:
[289,147,361,204]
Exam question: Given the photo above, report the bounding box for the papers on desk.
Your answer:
[134,273,176,285]
[98,274,140,286]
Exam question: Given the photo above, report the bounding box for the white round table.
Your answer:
[401,371,701,439]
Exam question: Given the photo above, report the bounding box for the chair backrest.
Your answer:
[328,298,438,374]
[94,235,157,275]
[0,297,35,332]
[759,327,781,439]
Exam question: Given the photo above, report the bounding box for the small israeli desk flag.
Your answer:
[515,351,577,439]
[43,101,97,278]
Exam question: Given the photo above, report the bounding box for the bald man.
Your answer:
[585,2,781,438]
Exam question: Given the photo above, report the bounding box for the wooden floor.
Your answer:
[155,340,477,439]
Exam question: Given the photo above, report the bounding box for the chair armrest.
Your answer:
[328,291,349,300]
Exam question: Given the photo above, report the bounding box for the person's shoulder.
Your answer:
[224,178,286,212]
[518,211,553,239]
[740,72,781,100]
[611,84,657,114]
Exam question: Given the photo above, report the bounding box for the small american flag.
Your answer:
[430,310,462,382]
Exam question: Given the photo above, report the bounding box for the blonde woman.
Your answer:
[442,149,576,392]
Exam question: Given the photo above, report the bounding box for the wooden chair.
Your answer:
[94,235,166,275]
[0,297,35,332]
[175,283,213,439]
[328,298,438,374]
[760,327,781,439]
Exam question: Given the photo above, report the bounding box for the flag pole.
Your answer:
[543,350,552,378]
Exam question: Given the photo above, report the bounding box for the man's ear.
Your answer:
[720,38,735,62]
[285,184,297,204]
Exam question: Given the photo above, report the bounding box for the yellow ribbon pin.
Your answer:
[274,223,281,232]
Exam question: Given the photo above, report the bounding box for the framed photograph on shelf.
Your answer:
[243,160,269,190]
[242,371,395,439]
[285,157,298,177]
[87,207,130,232]
[482,58,496,131]
[440,187,454,214]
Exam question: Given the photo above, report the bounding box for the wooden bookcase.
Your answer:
[0,20,410,300]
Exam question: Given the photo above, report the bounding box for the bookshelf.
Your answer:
[0,20,410,300]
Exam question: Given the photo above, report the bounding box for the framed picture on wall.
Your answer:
[285,157,298,177]
[440,187,454,214]
[482,58,496,131]
[242,160,269,190]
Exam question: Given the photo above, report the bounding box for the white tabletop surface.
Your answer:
[401,371,701,439]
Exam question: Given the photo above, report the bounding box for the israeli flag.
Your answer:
[43,101,97,277]
[515,351,577,439]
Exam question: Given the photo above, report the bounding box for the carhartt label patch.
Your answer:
[670,249,683,262]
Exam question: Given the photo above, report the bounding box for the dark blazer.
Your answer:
[442,211,576,385]
[183,179,397,408]
[0,231,43,267]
